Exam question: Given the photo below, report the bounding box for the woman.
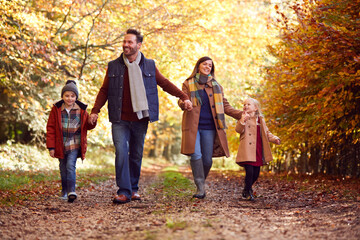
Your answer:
[178,56,242,199]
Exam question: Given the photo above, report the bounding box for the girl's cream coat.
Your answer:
[235,116,278,164]
[179,80,241,157]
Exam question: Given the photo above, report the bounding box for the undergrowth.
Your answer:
[0,143,114,206]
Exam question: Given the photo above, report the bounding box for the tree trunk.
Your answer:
[162,144,170,161]
[14,121,18,143]
[353,143,360,177]
[320,146,325,174]
[309,146,320,175]
[148,130,157,158]
[298,144,308,174]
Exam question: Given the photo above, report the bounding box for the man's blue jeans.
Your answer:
[190,129,216,170]
[59,149,79,194]
[112,120,148,198]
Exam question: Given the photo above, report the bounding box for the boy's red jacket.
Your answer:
[46,100,96,160]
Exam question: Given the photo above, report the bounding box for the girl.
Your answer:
[235,98,280,201]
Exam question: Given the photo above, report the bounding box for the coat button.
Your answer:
[249,133,251,136]
[209,94,213,97]
[249,142,252,145]
[212,105,215,108]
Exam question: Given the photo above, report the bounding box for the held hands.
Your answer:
[274,137,281,145]
[240,112,250,124]
[49,149,55,158]
[183,100,193,111]
[89,113,98,125]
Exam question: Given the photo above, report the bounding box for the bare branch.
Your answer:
[78,0,110,80]
[55,0,108,35]
[54,0,75,35]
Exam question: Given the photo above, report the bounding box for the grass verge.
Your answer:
[0,144,114,206]
[160,166,194,200]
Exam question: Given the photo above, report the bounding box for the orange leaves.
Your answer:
[264,0,360,130]
[259,0,360,176]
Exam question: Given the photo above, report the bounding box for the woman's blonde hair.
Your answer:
[246,98,263,117]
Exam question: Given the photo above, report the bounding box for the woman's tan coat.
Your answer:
[235,115,278,164]
[179,80,242,157]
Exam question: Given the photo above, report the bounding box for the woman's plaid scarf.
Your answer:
[189,73,226,129]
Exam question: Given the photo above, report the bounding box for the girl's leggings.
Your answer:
[244,165,260,191]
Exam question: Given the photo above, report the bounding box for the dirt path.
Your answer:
[0,167,359,240]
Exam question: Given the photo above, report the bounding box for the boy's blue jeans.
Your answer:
[59,149,79,195]
[112,120,149,199]
[190,129,216,170]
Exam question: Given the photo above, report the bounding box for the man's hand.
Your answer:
[89,113,98,125]
[184,100,193,111]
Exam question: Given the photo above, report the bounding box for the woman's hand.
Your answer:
[184,100,193,111]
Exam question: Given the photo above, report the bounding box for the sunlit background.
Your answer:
[1,0,359,177]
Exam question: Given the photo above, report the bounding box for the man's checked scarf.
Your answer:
[188,73,226,129]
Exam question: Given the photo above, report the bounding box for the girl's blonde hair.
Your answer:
[246,98,263,117]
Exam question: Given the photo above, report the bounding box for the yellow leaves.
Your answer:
[12,103,19,109]
[338,71,349,76]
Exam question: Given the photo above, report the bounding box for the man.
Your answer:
[89,29,192,204]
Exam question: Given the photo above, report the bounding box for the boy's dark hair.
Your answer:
[126,29,143,43]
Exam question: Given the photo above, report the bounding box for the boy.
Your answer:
[46,80,96,202]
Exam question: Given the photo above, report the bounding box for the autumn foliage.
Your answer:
[261,0,360,177]
[0,0,269,154]
[1,0,359,177]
